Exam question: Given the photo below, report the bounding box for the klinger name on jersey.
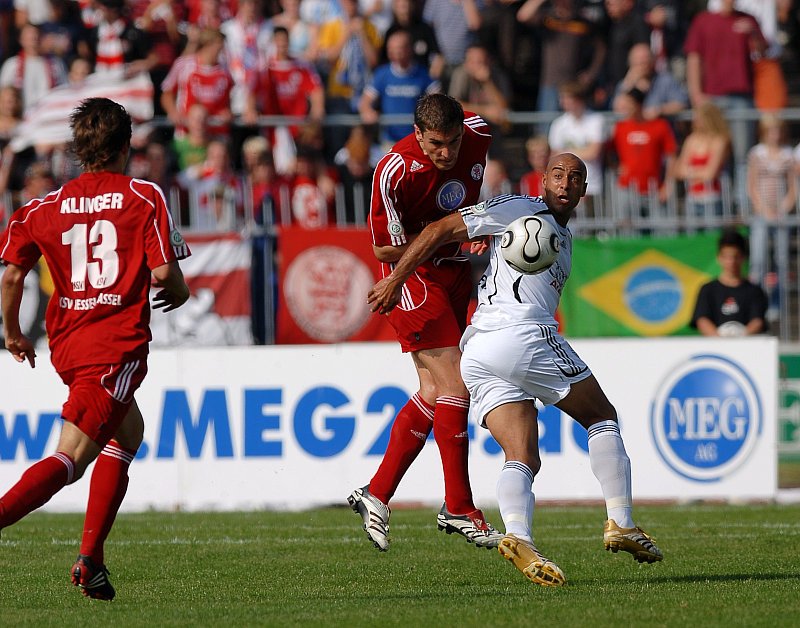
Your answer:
[61,193,124,214]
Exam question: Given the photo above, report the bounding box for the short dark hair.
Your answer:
[718,227,748,257]
[414,93,464,134]
[70,97,132,171]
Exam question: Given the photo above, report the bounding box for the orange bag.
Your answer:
[753,58,788,111]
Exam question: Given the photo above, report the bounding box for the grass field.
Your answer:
[1,504,799,627]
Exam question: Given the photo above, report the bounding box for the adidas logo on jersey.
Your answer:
[410,160,424,172]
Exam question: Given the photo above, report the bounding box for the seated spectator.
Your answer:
[749,114,796,322]
[479,157,512,201]
[358,28,438,147]
[17,160,54,205]
[289,145,336,228]
[674,102,731,220]
[240,136,287,225]
[447,43,512,132]
[610,86,678,225]
[172,103,210,170]
[612,43,688,121]
[518,135,549,197]
[548,81,605,211]
[0,22,67,112]
[691,228,768,337]
[177,137,243,231]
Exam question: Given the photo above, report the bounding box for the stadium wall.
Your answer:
[0,338,777,511]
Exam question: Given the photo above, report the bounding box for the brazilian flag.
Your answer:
[559,233,722,337]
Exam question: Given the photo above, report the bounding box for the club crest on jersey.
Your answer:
[471,164,483,180]
[436,180,467,212]
[170,229,186,247]
[388,220,404,236]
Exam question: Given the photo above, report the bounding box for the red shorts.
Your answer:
[59,360,148,445]
[388,260,472,353]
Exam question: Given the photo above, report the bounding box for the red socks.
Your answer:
[0,452,75,528]
[369,393,434,504]
[433,396,474,514]
[80,440,137,565]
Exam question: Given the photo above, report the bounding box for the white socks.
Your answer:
[496,461,535,541]
[588,420,634,529]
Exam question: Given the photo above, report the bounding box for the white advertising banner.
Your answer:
[0,338,778,512]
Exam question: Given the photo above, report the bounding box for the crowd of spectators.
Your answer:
[1,0,800,242]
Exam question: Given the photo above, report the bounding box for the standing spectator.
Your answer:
[161,28,232,138]
[13,0,53,27]
[0,22,67,112]
[548,81,605,211]
[642,1,686,75]
[333,124,378,224]
[610,87,677,225]
[181,0,232,54]
[128,0,185,116]
[517,0,605,118]
[422,0,483,90]
[316,0,382,152]
[359,28,438,146]
[599,0,650,108]
[776,0,800,104]
[447,43,512,134]
[674,102,731,220]
[220,0,273,118]
[246,25,325,140]
[518,134,549,197]
[17,160,54,205]
[348,94,502,552]
[0,84,22,144]
[749,114,796,322]
[477,0,541,112]
[86,0,157,78]
[288,145,336,228]
[692,228,768,337]
[684,0,766,163]
[360,0,394,36]
[382,0,443,79]
[39,0,90,61]
[612,43,688,121]
[316,0,382,114]
[0,97,190,601]
[271,0,317,60]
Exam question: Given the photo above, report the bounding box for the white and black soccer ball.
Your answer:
[500,215,560,275]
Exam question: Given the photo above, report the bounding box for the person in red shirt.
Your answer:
[0,97,190,601]
[348,93,503,551]
[161,28,233,138]
[611,87,677,227]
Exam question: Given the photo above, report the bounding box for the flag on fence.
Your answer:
[559,233,720,337]
[10,72,154,153]
[149,232,253,346]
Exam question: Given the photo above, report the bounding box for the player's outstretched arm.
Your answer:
[367,212,468,314]
[1,262,36,367]
[151,261,190,313]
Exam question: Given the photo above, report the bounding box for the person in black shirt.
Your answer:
[691,228,768,337]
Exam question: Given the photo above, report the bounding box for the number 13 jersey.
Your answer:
[0,172,191,372]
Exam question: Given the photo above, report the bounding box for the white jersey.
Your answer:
[459,194,572,331]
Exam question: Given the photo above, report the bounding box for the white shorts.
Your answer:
[460,323,592,428]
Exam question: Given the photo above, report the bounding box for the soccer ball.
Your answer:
[500,215,560,274]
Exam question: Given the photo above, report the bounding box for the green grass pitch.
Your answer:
[1,504,799,626]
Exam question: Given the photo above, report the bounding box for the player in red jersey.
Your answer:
[0,97,190,600]
[348,93,503,551]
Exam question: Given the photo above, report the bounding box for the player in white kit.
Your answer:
[368,153,663,587]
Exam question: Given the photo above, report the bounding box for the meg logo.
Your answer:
[650,355,761,482]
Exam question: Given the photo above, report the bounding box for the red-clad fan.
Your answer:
[348,93,504,551]
[161,27,233,137]
[0,97,190,601]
